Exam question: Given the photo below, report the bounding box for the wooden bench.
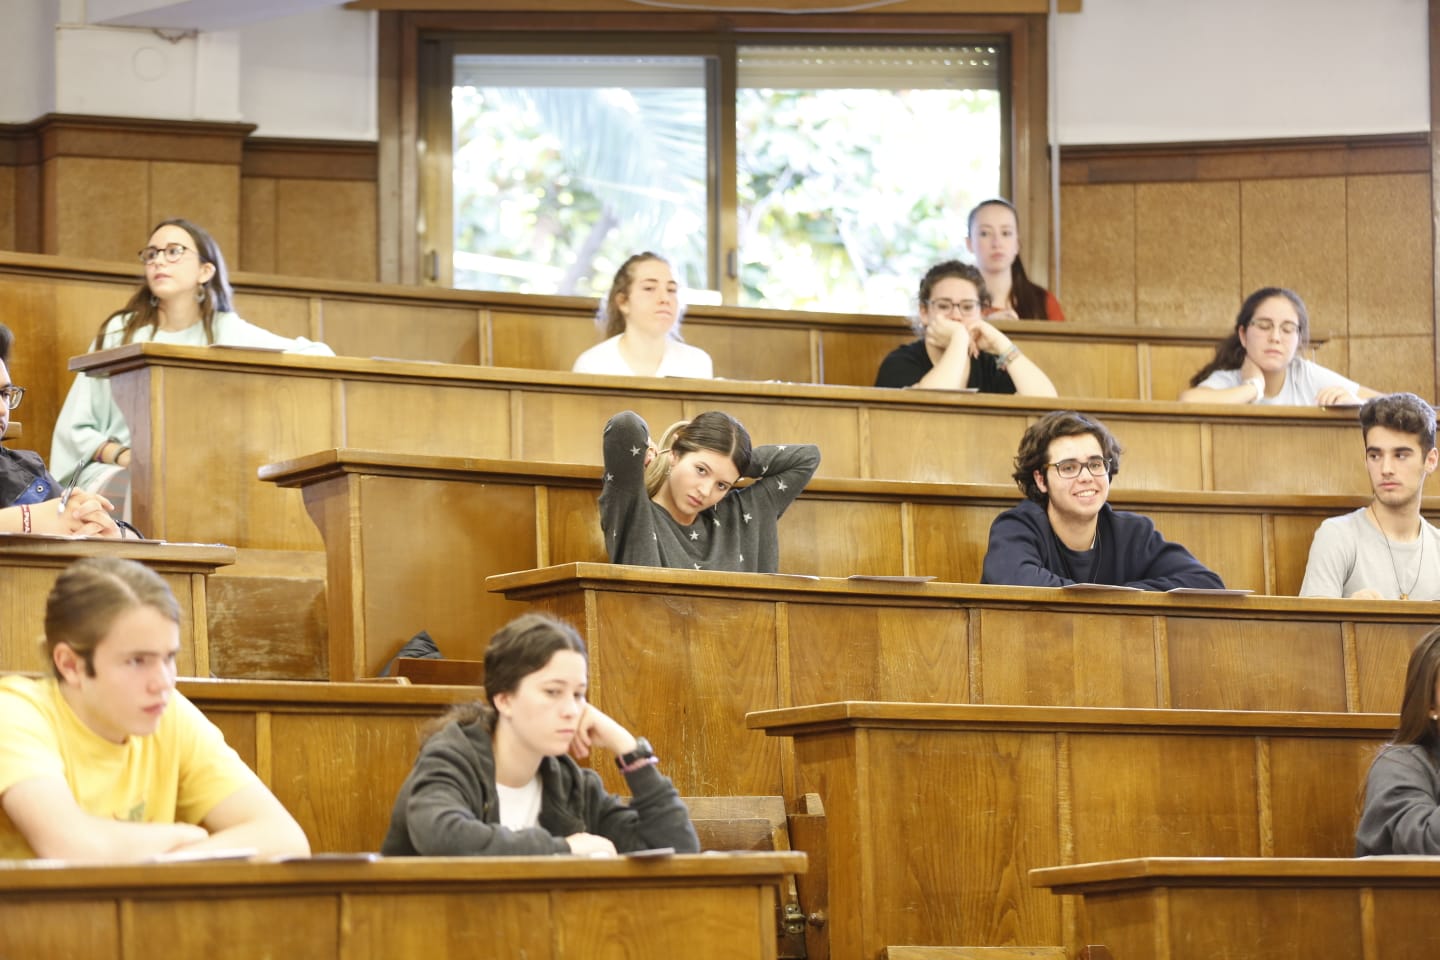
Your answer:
[258,449,1434,676]
[747,701,1394,960]
[0,853,803,959]
[1030,857,1440,958]
[1,538,234,676]
[0,248,1327,457]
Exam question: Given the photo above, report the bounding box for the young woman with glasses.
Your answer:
[1179,286,1380,406]
[874,260,1058,396]
[50,219,334,488]
[981,410,1225,590]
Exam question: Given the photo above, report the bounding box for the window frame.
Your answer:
[377,10,1053,307]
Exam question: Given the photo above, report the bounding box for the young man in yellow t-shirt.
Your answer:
[0,557,310,861]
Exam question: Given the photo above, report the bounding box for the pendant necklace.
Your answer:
[1370,504,1424,600]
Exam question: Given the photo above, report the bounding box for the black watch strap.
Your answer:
[616,737,655,771]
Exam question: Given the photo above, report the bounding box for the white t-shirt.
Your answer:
[1299,507,1440,600]
[1197,358,1360,406]
[572,334,714,379]
[495,775,543,830]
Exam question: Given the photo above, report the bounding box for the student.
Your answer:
[1301,393,1440,600]
[1356,627,1440,855]
[600,409,820,572]
[1179,287,1380,406]
[874,260,1058,397]
[966,198,1065,322]
[51,218,334,488]
[382,613,699,856]
[0,324,125,537]
[0,557,310,861]
[571,252,713,378]
[981,410,1225,590]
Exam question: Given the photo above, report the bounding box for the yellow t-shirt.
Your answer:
[0,676,261,859]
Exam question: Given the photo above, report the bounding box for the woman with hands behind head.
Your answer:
[875,260,1057,397]
[1179,287,1380,407]
[382,613,698,857]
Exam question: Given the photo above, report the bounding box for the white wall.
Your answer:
[236,6,376,140]
[1054,0,1430,144]
[0,0,59,122]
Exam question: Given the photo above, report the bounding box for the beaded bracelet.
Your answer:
[20,503,31,533]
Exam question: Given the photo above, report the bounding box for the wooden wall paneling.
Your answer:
[695,398,862,480]
[43,157,151,260]
[683,321,814,384]
[589,590,784,796]
[1266,737,1378,858]
[0,902,119,960]
[860,726,1063,947]
[1101,417,1205,490]
[1020,338,1139,401]
[342,380,512,458]
[1143,508,1265,592]
[148,160,241,256]
[866,407,1027,484]
[345,892,553,959]
[1372,889,1440,952]
[908,502,1000,584]
[1134,181,1241,329]
[974,608,1159,707]
[1352,621,1432,713]
[1208,420,1367,495]
[1164,617,1348,712]
[818,328,913,388]
[545,485,608,565]
[226,289,315,341]
[1349,333,1436,400]
[126,896,339,958]
[778,498,906,577]
[239,176,279,274]
[1269,512,1327,596]
[1146,342,1223,402]
[1160,887,1362,958]
[1239,177,1347,330]
[1057,183,1136,326]
[320,298,482,364]
[490,309,596,371]
[206,548,329,680]
[783,602,969,705]
[272,179,379,283]
[0,166,15,249]
[515,393,685,465]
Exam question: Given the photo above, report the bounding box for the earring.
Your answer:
[196,287,206,304]
[149,294,158,307]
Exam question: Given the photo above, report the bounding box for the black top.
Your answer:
[874,339,1016,393]
[0,447,57,509]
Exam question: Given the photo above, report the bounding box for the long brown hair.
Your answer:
[1188,287,1310,387]
[643,411,753,498]
[1390,627,1440,750]
[93,218,235,350]
[967,198,1053,320]
[597,252,677,340]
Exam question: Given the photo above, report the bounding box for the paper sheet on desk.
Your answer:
[1165,587,1253,596]
[847,575,936,583]
[1061,582,1142,592]
[143,847,258,864]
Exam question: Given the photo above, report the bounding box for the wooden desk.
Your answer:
[1,537,235,676]
[748,702,1394,960]
[76,343,1370,555]
[486,564,1428,797]
[0,852,802,959]
[0,248,1327,456]
[1031,857,1440,959]
[259,449,1438,677]
[180,677,470,855]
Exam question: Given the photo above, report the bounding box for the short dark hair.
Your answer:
[1360,392,1437,453]
[45,557,180,680]
[0,323,12,365]
[1011,410,1123,505]
[912,260,990,335]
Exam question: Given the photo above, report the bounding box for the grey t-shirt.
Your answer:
[1356,743,1440,856]
[1198,358,1359,405]
[1299,507,1440,600]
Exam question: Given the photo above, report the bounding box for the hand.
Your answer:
[1316,386,1360,407]
[565,832,618,856]
[966,320,1009,359]
[117,448,132,468]
[31,493,121,538]
[567,702,637,761]
[164,823,214,851]
[1348,588,1385,600]
[923,315,962,352]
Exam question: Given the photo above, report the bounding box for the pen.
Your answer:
[56,445,99,514]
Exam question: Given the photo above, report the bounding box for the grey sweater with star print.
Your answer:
[599,410,821,572]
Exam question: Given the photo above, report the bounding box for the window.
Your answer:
[422,33,1014,316]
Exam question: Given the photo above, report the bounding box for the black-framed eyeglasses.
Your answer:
[925,298,982,318]
[138,243,191,265]
[1047,457,1110,479]
[0,385,24,410]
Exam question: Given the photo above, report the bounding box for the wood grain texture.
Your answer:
[1347,174,1434,338]
[1058,183,1136,326]
[1165,617,1347,712]
[1135,182,1241,329]
[1239,177,1347,330]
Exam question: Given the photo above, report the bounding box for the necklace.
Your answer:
[1370,504,1425,600]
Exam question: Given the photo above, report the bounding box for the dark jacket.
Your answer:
[0,447,57,509]
[980,499,1225,591]
[381,717,700,856]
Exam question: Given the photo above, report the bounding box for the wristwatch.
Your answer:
[616,737,655,771]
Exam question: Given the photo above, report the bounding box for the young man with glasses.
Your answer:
[981,410,1225,589]
[1300,393,1440,600]
[0,325,125,537]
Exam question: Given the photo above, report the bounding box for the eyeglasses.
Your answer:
[1249,318,1300,337]
[926,298,982,318]
[138,243,192,265]
[0,385,24,410]
[1047,457,1110,479]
